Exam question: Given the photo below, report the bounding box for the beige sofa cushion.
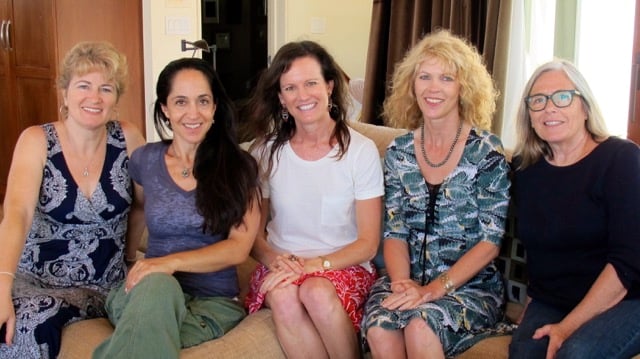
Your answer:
[59,310,285,359]
[348,121,408,156]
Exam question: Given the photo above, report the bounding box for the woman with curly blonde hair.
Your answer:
[383,30,497,131]
[362,29,511,358]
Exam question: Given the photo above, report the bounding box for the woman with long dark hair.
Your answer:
[244,41,384,358]
[93,58,261,358]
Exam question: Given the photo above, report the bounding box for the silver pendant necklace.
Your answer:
[169,145,192,178]
[420,121,463,168]
[64,123,104,177]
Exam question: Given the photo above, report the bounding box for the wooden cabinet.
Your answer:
[0,0,145,199]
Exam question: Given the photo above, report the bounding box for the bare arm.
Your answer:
[120,121,147,262]
[440,241,500,293]
[384,240,499,309]
[0,126,47,344]
[124,182,146,262]
[249,197,279,268]
[120,120,146,158]
[125,193,262,291]
[302,196,382,272]
[383,238,411,283]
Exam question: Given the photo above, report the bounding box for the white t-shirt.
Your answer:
[255,128,383,258]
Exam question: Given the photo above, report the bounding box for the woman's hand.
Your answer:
[382,279,442,310]
[260,253,304,293]
[269,253,305,274]
[0,293,16,345]
[124,257,176,293]
[259,270,301,294]
[533,322,570,359]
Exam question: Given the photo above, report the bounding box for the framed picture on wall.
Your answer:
[203,0,219,24]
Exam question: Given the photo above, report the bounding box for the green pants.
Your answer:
[93,272,245,359]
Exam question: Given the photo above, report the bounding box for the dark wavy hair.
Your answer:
[153,57,260,235]
[243,40,350,173]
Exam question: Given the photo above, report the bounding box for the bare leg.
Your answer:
[299,277,359,359]
[404,318,445,359]
[366,326,407,359]
[266,284,328,359]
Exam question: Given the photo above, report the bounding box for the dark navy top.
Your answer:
[20,121,131,292]
[513,137,640,310]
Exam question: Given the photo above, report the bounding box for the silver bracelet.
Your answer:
[0,271,16,279]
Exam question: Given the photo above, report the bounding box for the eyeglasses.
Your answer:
[524,90,582,112]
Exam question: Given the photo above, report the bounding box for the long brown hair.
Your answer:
[244,40,351,175]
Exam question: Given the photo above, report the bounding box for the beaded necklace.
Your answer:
[419,121,462,168]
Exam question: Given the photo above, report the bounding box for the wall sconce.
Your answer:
[181,39,210,56]
[181,39,217,70]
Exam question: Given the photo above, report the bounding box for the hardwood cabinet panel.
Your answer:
[15,77,58,126]
[55,0,145,131]
[11,0,55,72]
[0,0,145,199]
[0,0,17,198]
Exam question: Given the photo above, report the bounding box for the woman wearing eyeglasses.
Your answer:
[509,60,640,359]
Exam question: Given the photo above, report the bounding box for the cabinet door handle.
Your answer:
[4,20,10,50]
[0,21,5,50]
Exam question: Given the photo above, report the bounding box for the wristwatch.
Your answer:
[319,256,332,271]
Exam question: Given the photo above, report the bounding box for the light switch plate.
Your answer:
[166,16,191,35]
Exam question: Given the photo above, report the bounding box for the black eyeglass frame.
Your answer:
[524,89,582,112]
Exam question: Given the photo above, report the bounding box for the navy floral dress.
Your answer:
[362,128,511,357]
[0,121,132,359]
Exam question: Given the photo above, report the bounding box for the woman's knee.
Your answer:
[405,319,440,347]
[366,326,389,343]
[298,277,339,310]
[366,326,402,352]
[131,273,182,295]
[266,285,305,320]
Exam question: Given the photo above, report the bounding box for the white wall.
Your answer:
[142,0,202,141]
[143,1,373,140]
[272,0,372,80]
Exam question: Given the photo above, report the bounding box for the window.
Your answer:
[500,0,635,149]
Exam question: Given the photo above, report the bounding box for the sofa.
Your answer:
[57,121,521,359]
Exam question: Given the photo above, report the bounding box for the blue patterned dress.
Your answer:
[0,121,132,359]
[362,128,511,357]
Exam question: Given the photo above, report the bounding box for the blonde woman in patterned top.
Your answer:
[362,30,511,358]
[0,41,145,358]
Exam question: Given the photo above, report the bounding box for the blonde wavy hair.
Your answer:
[58,41,128,98]
[513,59,609,169]
[383,29,497,131]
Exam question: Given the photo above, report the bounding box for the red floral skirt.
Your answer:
[245,263,377,331]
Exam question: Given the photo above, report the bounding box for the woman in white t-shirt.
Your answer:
[244,40,384,358]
